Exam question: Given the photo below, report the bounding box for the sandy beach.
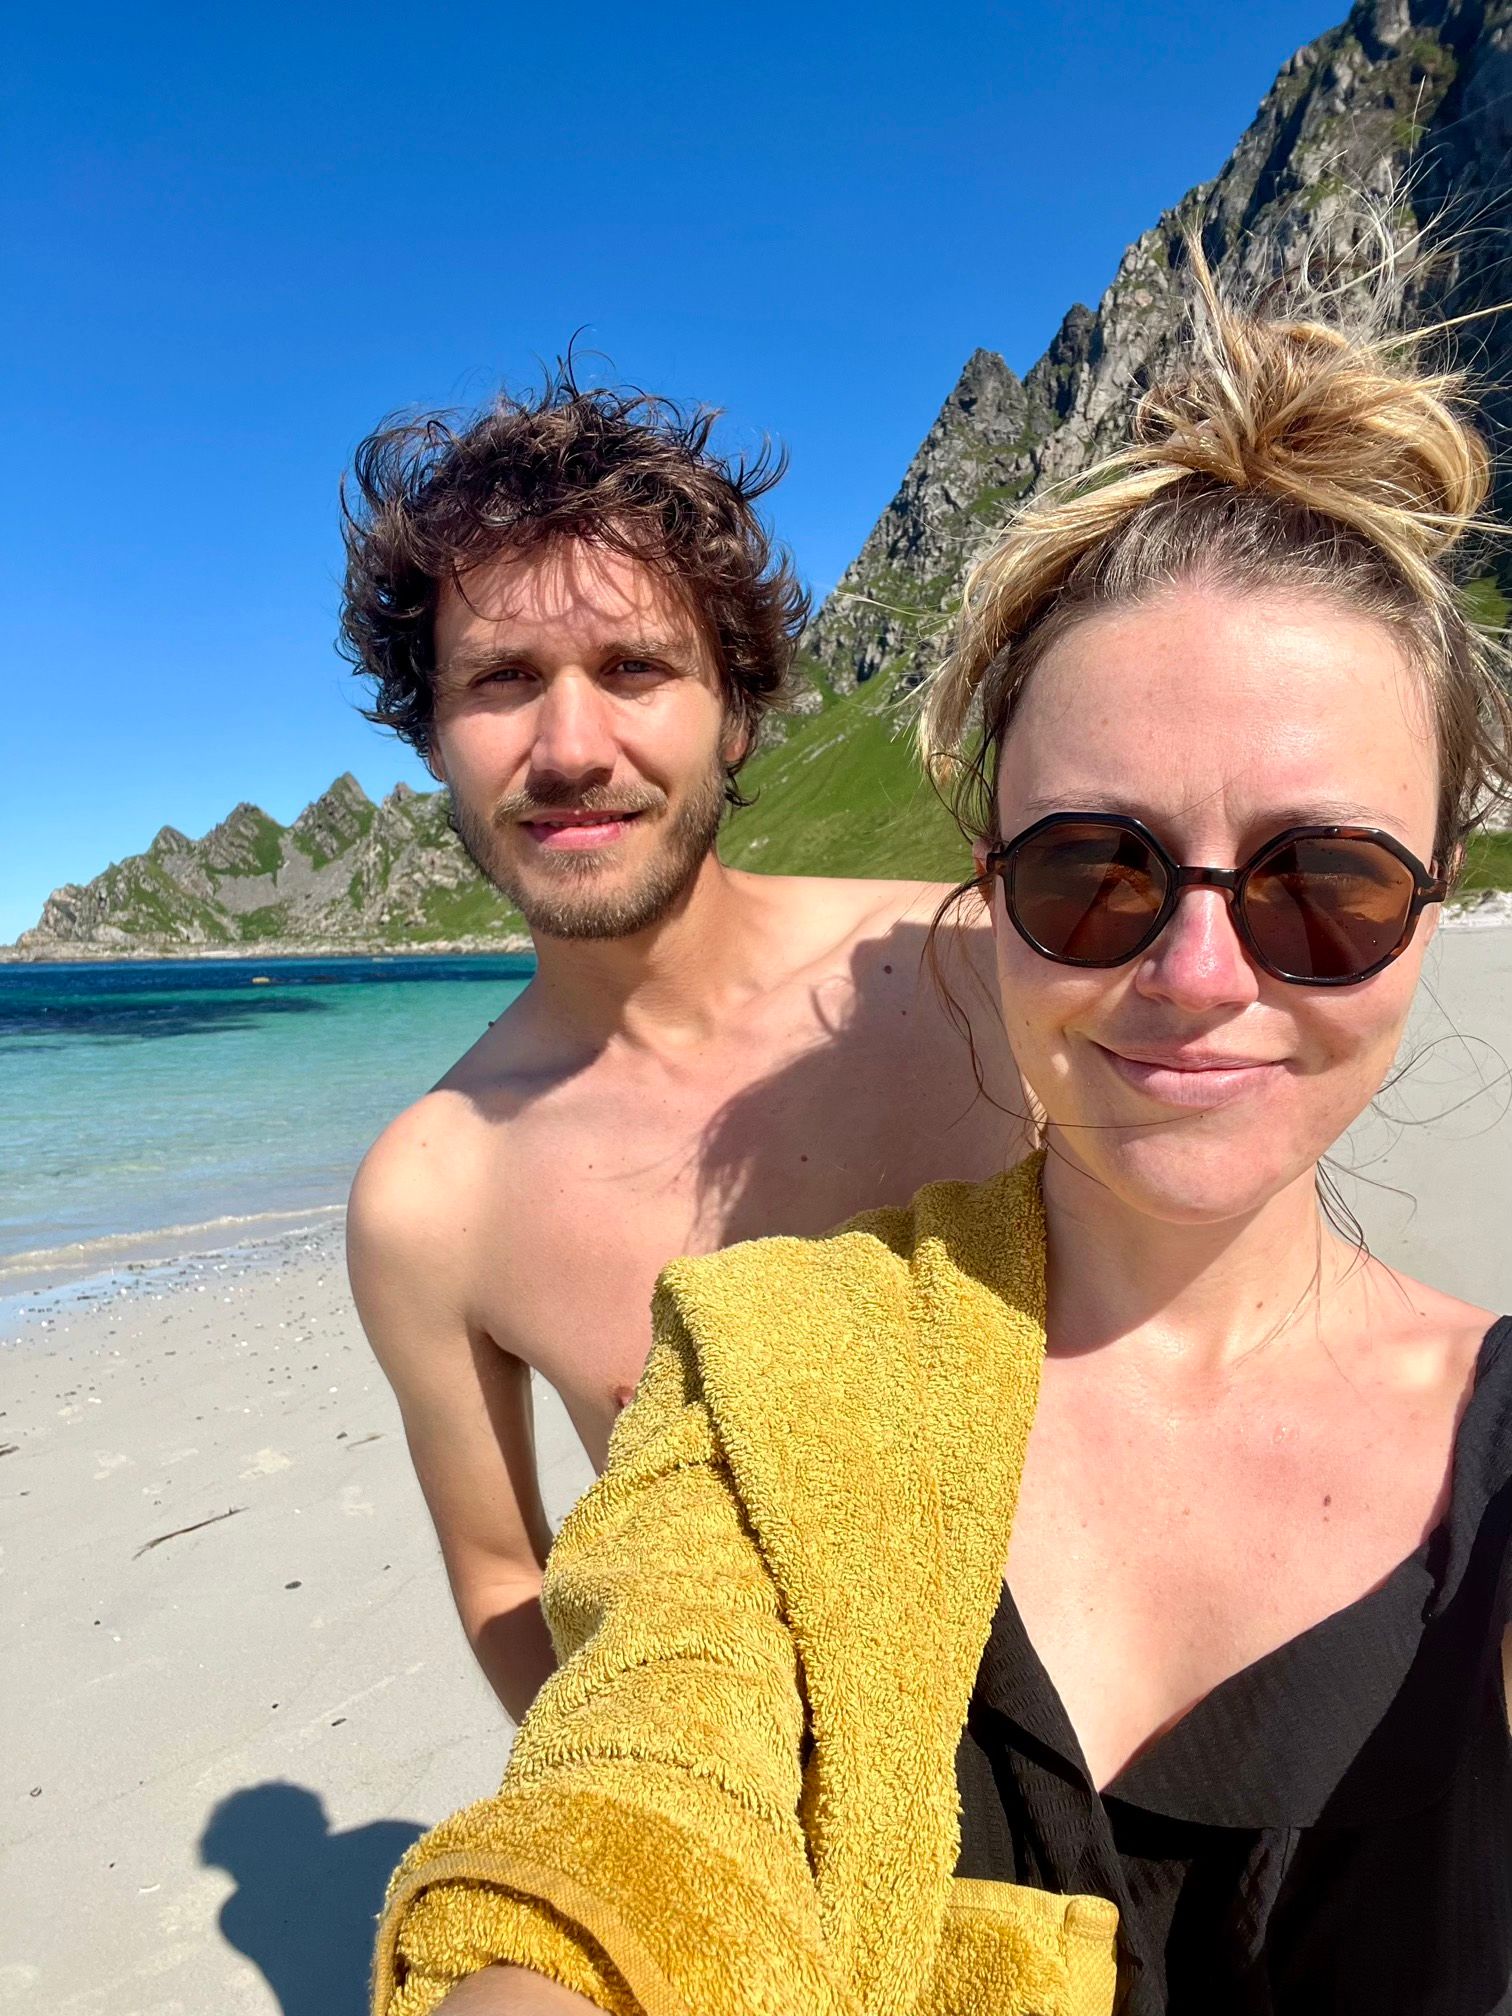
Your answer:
[1,1224,594,2016]
[4,923,1511,2016]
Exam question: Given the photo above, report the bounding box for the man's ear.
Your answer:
[720,713,752,774]
[424,740,448,786]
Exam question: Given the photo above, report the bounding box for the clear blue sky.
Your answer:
[1,0,1339,944]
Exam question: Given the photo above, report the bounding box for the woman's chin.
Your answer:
[1051,1127,1305,1228]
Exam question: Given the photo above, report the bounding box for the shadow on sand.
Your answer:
[199,1782,424,2016]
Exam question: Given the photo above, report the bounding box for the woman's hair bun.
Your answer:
[1135,245,1490,566]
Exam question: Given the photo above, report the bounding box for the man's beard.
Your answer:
[449,762,728,941]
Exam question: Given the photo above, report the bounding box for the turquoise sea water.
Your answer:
[0,955,533,1278]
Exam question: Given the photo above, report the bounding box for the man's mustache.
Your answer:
[490,782,667,827]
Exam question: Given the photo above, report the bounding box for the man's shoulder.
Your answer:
[346,1086,501,1271]
[753,870,961,921]
[743,870,990,966]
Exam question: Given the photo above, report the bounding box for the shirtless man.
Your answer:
[340,376,1027,1722]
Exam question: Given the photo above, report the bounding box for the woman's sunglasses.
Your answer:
[983,813,1447,987]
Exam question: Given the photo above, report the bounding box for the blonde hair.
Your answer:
[921,239,1512,870]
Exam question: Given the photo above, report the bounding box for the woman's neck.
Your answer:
[1040,1144,1351,1373]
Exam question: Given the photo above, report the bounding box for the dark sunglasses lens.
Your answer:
[1010,823,1167,964]
[1244,836,1418,980]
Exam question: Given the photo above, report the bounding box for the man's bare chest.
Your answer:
[464,1031,1012,1462]
[471,1102,886,1452]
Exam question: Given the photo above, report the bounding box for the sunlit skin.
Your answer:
[986,582,1497,1793]
[986,586,1442,1230]
[429,541,739,940]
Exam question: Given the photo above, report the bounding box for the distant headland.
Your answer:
[8,775,528,962]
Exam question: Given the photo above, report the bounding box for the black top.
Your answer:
[955,1316,1512,2016]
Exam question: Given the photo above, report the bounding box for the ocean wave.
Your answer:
[0,1205,346,1284]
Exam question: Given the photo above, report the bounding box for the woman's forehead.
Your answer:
[999,587,1438,835]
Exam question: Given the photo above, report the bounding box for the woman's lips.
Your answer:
[1094,1042,1286,1109]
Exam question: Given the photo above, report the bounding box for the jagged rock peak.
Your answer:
[951,347,1020,410]
[198,799,280,871]
[291,773,374,853]
[205,801,276,843]
[298,771,370,814]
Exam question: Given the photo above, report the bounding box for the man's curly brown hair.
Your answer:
[338,363,809,803]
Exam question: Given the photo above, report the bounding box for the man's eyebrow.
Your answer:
[601,634,687,661]
[435,642,524,682]
[438,634,686,680]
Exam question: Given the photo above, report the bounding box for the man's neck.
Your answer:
[522,854,780,1053]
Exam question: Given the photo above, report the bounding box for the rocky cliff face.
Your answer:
[17,775,523,956]
[801,0,1512,701]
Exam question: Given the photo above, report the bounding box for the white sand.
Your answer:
[3,923,1509,2015]
[1,1226,593,2016]
[1328,922,1512,1310]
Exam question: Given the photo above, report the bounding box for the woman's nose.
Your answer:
[1134,886,1261,1010]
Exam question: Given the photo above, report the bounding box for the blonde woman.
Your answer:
[371,255,1512,2016]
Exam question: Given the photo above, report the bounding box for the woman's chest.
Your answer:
[1003,1361,1462,1792]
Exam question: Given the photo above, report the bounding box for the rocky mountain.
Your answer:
[796,0,1512,709]
[15,775,524,957]
[718,0,1512,885]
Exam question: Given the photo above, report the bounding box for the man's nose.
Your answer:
[1135,886,1260,1010]
[529,673,617,785]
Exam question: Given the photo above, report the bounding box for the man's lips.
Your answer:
[1094,1041,1288,1109]
[517,810,645,852]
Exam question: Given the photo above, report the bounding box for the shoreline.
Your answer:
[5,893,1512,963]
[0,1208,348,1346]
[0,939,533,965]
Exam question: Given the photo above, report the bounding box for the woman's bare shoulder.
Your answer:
[1350,1256,1501,1389]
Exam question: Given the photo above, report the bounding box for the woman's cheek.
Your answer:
[1293,988,1416,1145]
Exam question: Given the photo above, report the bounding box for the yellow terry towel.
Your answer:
[374,1152,1120,2016]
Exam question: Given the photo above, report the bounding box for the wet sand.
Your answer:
[2,922,1509,2015]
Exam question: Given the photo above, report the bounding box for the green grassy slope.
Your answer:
[397,878,524,942]
[722,668,974,885]
[1460,830,1512,894]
